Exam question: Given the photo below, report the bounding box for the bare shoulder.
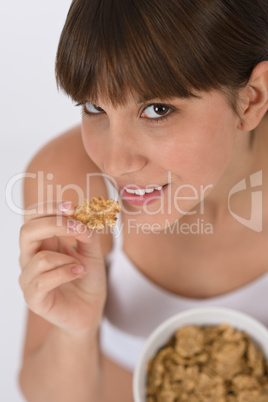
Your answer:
[24,124,112,253]
[24,124,107,205]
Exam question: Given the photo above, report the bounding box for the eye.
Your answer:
[84,102,105,114]
[141,104,172,119]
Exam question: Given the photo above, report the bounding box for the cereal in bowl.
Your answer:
[146,324,268,401]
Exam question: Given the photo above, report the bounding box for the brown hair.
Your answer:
[55,0,268,112]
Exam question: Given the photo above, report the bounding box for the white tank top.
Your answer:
[99,179,268,372]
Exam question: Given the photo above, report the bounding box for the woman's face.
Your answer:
[81,90,241,228]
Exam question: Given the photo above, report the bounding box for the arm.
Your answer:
[19,314,102,402]
[18,128,109,401]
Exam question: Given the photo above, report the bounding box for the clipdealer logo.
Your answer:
[228,170,263,233]
[5,170,263,233]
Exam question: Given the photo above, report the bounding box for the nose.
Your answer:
[103,125,146,177]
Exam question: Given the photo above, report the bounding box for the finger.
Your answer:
[75,230,103,260]
[23,263,87,311]
[24,201,75,222]
[19,250,80,287]
[73,231,107,297]
[20,215,91,267]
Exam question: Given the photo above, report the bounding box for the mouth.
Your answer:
[120,184,169,206]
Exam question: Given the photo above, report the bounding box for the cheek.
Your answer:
[165,117,235,188]
[197,114,236,182]
[192,132,233,184]
[81,122,105,167]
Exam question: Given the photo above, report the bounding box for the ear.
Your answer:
[237,61,268,131]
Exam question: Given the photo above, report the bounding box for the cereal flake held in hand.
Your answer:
[146,324,268,402]
[72,197,121,229]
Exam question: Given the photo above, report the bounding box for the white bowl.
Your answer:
[133,307,268,402]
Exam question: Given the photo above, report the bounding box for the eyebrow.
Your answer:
[136,97,172,104]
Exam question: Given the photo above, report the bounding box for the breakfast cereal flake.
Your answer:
[71,197,121,229]
[146,324,268,402]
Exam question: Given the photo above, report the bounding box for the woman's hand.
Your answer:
[19,201,107,335]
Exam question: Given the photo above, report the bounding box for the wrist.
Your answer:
[51,324,100,347]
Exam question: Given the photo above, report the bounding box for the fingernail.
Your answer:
[72,265,85,274]
[59,201,73,213]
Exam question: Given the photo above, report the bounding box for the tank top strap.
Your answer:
[103,176,124,252]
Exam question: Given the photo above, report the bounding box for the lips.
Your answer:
[120,184,169,206]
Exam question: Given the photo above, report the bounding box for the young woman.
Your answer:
[18,0,268,401]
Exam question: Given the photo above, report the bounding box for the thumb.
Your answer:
[75,230,107,296]
[76,230,103,261]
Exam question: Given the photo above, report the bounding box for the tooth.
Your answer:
[125,188,135,194]
[125,186,164,195]
[135,189,146,195]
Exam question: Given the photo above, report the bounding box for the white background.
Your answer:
[0,1,81,400]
